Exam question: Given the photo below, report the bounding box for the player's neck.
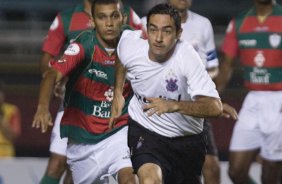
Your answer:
[179,10,188,23]
[84,0,92,17]
[255,3,273,23]
[95,33,117,56]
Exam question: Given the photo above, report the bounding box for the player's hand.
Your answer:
[143,97,177,116]
[221,103,238,120]
[32,106,53,133]
[109,94,125,129]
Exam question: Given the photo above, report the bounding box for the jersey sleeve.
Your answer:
[180,43,219,100]
[50,42,85,76]
[42,14,66,56]
[203,19,218,69]
[221,19,239,58]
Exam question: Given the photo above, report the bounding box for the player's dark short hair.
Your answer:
[91,0,124,17]
[147,3,181,32]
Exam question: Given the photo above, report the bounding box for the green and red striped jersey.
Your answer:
[50,30,133,143]
[221,4,282,90]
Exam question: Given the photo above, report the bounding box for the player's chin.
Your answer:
[103,33,119,40]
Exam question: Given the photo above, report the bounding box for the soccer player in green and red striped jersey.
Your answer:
[216,0,282,183]
[33,0,137,183]
[33,0,144,183]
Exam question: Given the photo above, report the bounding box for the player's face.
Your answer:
[168,0,192,11]
[92,3,124,47]
[147,14,181,62]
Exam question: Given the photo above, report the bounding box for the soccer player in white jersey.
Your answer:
[168,0,220,183]
[140,1,238,183]
[110,3,223,184]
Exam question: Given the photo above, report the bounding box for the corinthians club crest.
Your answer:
[269,33,281,48]
[165,70,178,92]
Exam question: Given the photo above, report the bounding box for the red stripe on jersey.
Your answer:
[50,43,85,76]
[61,107,129,134]
[69,13,92,31]
[240,16,282,33]
[74,77,132,101]
[245,81,282,90]
[240,49,282,67]
[42,14,66,56]
[93,45,116,65]
[221,20,239,58]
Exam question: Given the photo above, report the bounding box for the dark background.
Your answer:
[0,0,279,160]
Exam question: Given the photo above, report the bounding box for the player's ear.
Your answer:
[122,13,128,25]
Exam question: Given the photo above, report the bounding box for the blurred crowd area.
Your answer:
[0,0,280,159]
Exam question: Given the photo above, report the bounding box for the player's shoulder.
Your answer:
[71,30,94,46]
[120,30,143,43]
[59,4,81,18]
[234,7,254,22]
[59,7,75,18]
[175,40,197,59]
[118,30,145,59]
[273,3,282,14]
[178,39,195,51]
[189,10,212,25]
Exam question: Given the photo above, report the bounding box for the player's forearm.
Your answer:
[40,52,54,75]
[215,55,234,93]
[174,97,223,118]
[37,69,57,111]
[114,58,127,95]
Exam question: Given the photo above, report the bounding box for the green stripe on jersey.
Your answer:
[61,124,125,143]
[244,66,282,83]
[68,91,130,117]
[83,62,115,86]
[238,33,282,49]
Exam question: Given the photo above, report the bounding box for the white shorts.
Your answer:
[49,110,68,156]
[229,91,282,161]
[66,126,132,184]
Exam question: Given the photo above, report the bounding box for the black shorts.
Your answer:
[128,118,207,184]
[204,120,218,156]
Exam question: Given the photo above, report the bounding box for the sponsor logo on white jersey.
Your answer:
[64,43,80,56]
[165,69,178,92]
[269,33,281,48]
[50,17,59,31]
[239,39,257,47]
[88,69,108,79]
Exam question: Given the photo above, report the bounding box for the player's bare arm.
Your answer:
[215,54,234,93]
[109,57,127,128]
[32,68,63,133]
[143,95,222,118]
[40,52,54,74]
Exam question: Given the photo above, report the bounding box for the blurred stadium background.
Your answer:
[0,0,280,183]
